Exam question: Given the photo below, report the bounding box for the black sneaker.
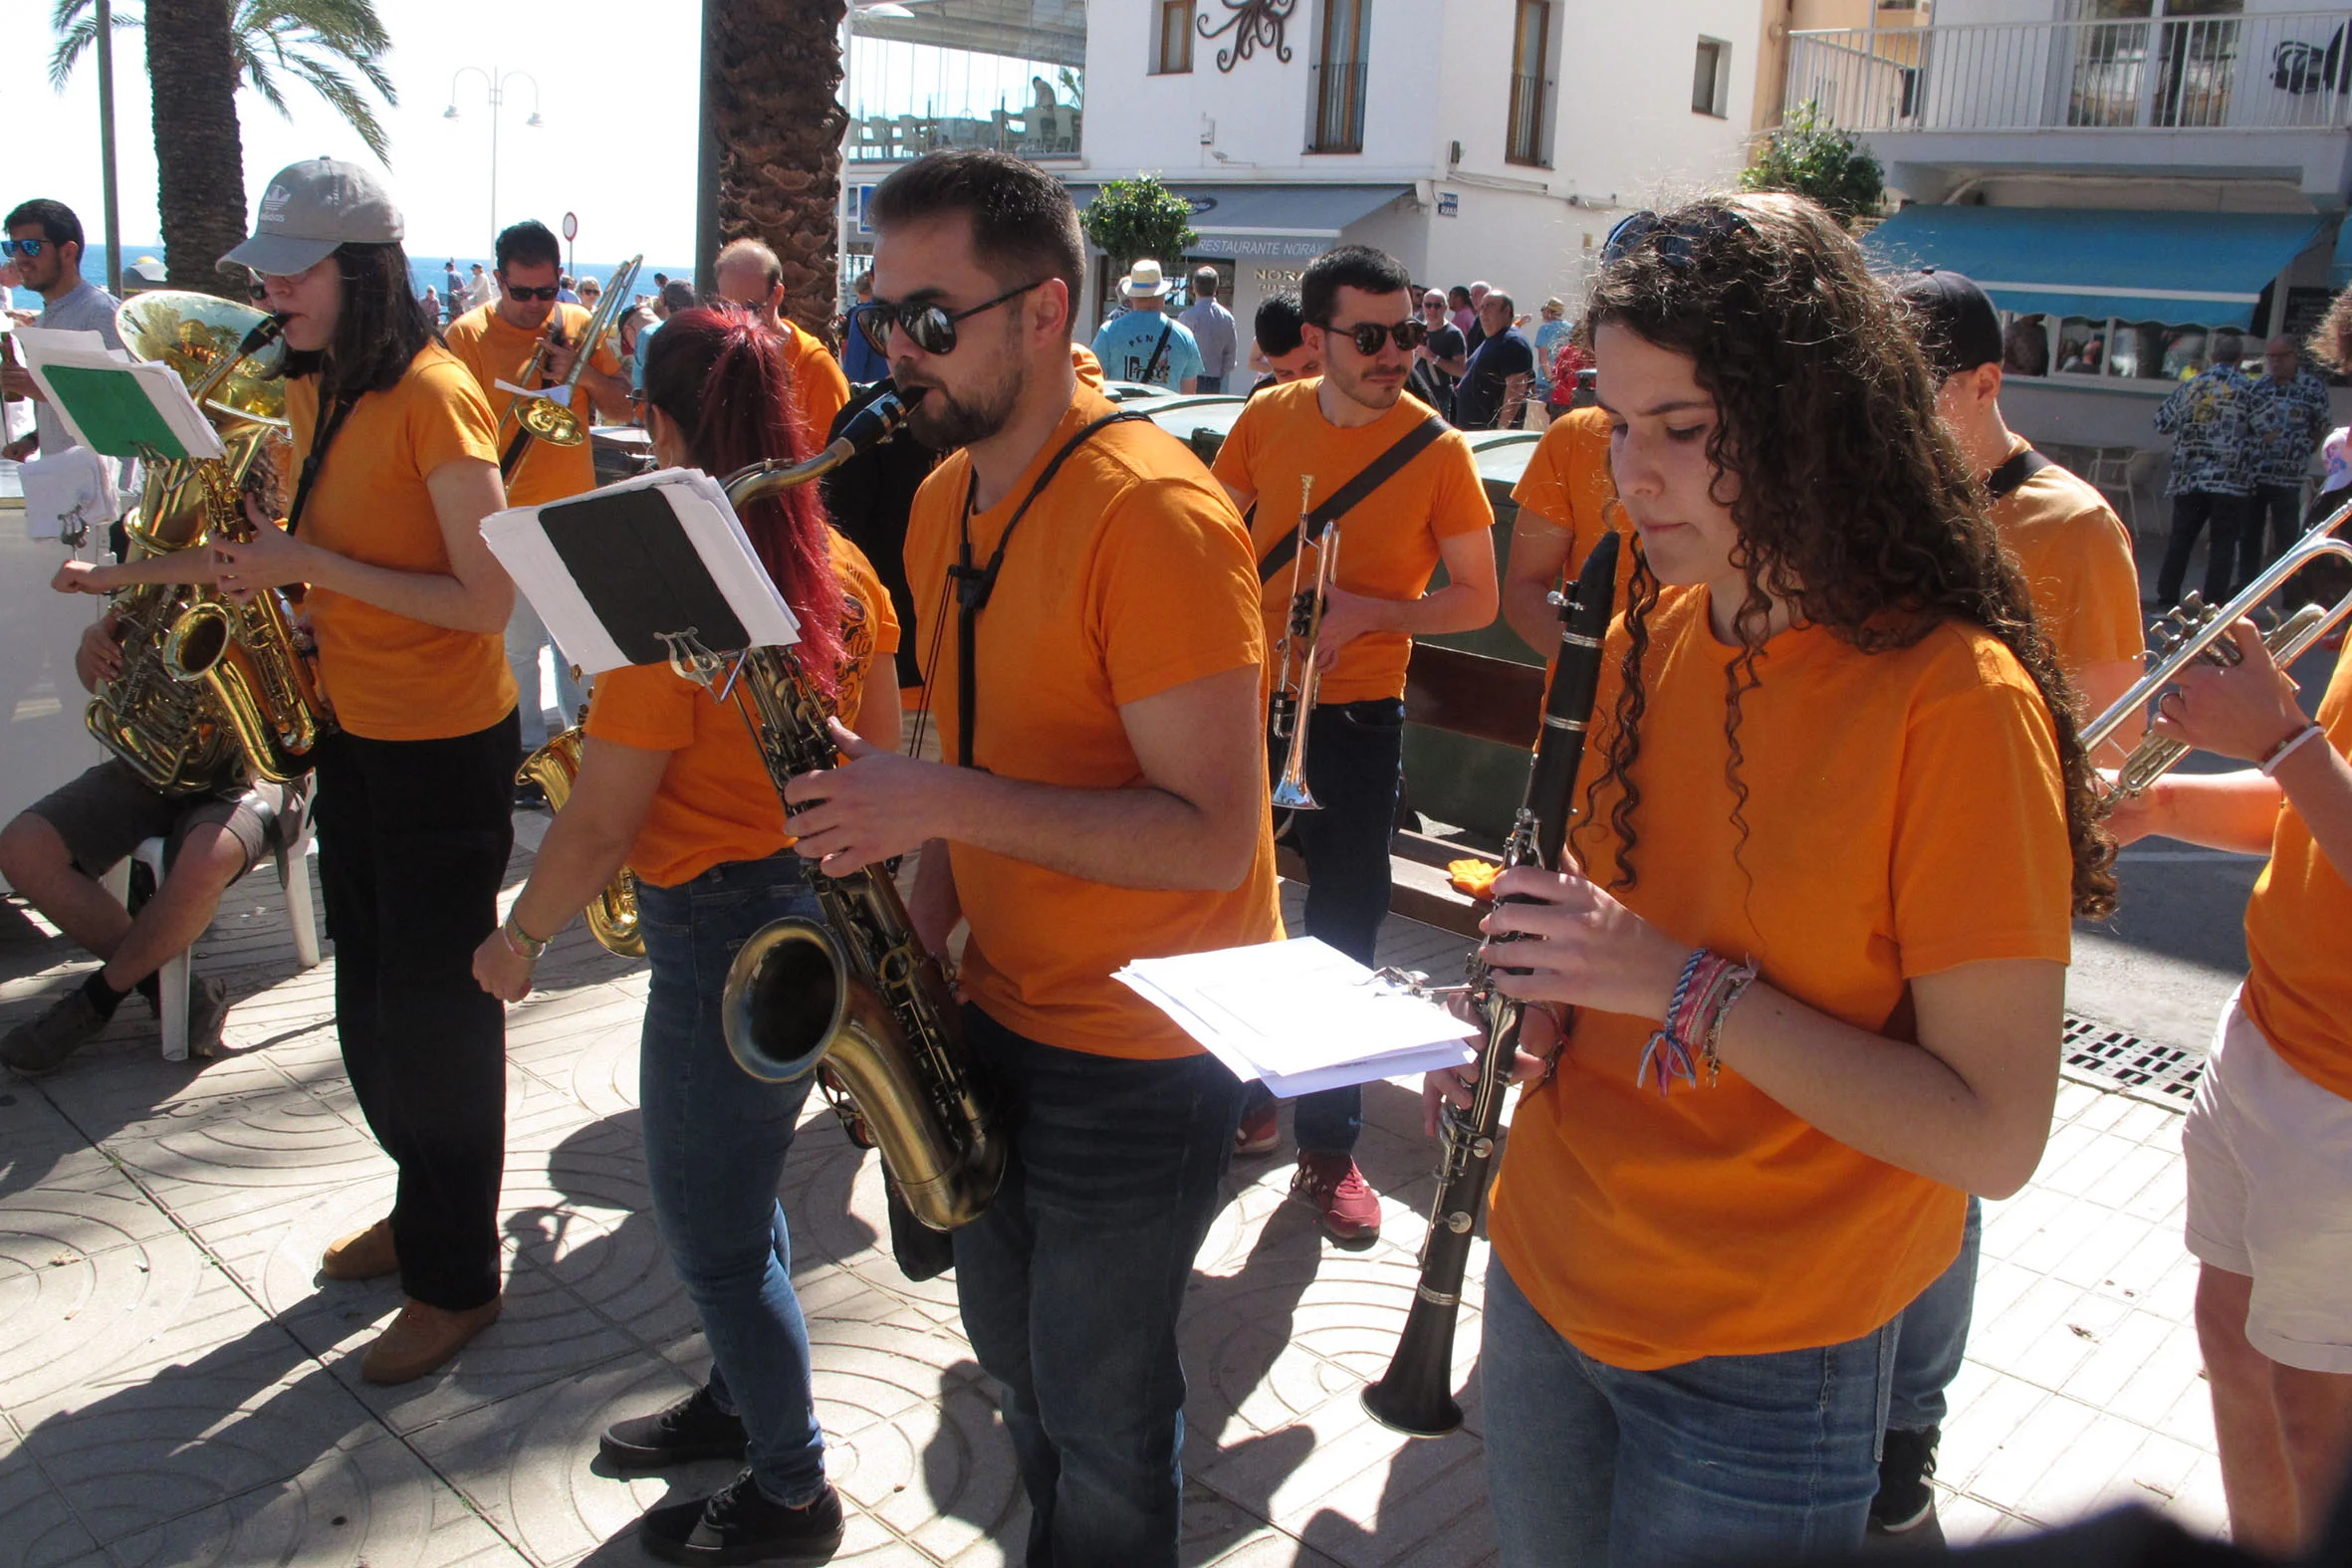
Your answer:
[639,1471,844,1565]
[600,1385,749,1469]
[1869,1424,1940,1535]
[1,988,109,1076]
[187,977,232,1059]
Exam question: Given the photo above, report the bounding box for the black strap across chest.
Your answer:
[1257,414,1450,584]
[286,388,358,537]
[1985,445,2053,504]
[948,409,1151,769]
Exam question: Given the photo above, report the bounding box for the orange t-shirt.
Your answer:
[1510,404,1637,614]
[906,383,1285,1059]
[285,344,517,741]
[442,302,625,507]
[2242,635,2352,1101]
[781,322,851,452]
[585,532,899,888]
[1989,442,2145,687]
[1210,380,1493,706]
[1488,587,2075,1370]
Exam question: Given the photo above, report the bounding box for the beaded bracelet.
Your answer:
[2259,722,2326,778]
[502,913,550,963]
[1636,949,1761,1096]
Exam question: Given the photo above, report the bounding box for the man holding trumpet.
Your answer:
[1211,243,1498,1242]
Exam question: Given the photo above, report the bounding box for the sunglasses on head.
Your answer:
[1,238,49,259]
[853,279,1045,356]
[505,284,563,303]
[1326,318,1428,355]
[1600,207,1752,269]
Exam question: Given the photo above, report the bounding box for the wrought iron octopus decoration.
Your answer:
[1198,0,1295,73]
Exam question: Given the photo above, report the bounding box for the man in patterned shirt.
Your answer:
[2155,331,2256,607]
[2240,335,2333,593]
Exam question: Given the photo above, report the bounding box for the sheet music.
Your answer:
[15,332,222,462]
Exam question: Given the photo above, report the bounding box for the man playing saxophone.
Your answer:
[470,305,899,1565]
[442,218,631,777]
[781,149,1282,1568]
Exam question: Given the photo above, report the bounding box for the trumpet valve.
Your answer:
[1269,691,1298,740]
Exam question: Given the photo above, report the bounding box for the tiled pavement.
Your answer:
[0,830,2229,1567]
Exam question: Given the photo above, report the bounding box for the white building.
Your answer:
[840,0,1764,347]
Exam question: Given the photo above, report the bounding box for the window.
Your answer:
[1154,1,1194,75]
[1693,37,1731,117]
[1506,0,1553,166]
[1309,0,1372,153]
[1998,308,2242,382]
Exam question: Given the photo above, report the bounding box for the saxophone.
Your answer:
[516,703,644,957]
[89,294,332,791]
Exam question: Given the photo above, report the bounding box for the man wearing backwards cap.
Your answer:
[1875,265,2147,1542]
[1088,258,1203,392]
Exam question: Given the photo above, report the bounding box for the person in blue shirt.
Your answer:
[1089,259,1202,391]
[841,271,888,384]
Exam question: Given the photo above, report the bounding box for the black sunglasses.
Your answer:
[1325,319,1428,355]
[505,284,563,303]
[1600,207,1752,269]
[853,279,1045,356]
[1,238,49,259]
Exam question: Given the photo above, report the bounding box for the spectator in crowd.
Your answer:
[420,286,441,325]
[841,271,887,384]
[2060,338,2104,374]
[616,305,652,402]
[1447,284,1475,336]
[1090,259,1202,391]
[712,237,852,441]
[556,274,581,305]
[2241,334,2333,587]
[1549,335,1594,415]
[1,199,124,469]
[578,276,601,314]
[443,258,462,309]
[462,262,497,312]
[1409,288,1467,420]
[1246,292,1320,395]
[634,280,699,392]
[2002,317,2048,378]
[1529,296,1571,430]
[2155,329,2257,606]
[1179,266,1238,393]
[2294,286,2352,611]
[1453,289,1533,430]
[1465,281,1493,355]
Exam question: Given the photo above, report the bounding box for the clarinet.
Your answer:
[1360,529,1621,1439]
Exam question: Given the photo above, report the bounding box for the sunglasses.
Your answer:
[1600,207,1752,269]
[505,284,563,303]
[852,279,1045,356]
[1325,319,1428,355]
[1,239,49,259]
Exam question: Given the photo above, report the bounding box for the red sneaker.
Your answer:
[1234,1101,1280,1156]
[1292,1153,1381,1242]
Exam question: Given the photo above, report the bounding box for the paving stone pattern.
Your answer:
[0,841,2227,1565]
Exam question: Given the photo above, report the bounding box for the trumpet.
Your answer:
[2085,517,2352,801]
[499,254,642,481]
[1270,474,1335,811]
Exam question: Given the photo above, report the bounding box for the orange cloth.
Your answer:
[1488,586,2075,1370]
[1511,404,1637,611]
[586,532,899,888]
[1989,442,2145,686]
[285,344,516,741]
[1072,343,1104,388]
[780,322,851,452]
[1210,380,1493,706]
[2242,636,2352,1102]
[906,383,1285,1059]
[441,302,624,507]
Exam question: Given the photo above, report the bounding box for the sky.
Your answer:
[4,0,704,264]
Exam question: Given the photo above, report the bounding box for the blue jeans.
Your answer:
[1886,1193,1981,1434]
[1482,1258,1896,1567]
[1196,374,1225,393]
[1247,699,1405,1154]
[952,1007,1247,1567]
[635,851,827,1508]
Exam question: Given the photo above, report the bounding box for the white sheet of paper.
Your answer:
[19,446,121,541]
[480,467,802,678]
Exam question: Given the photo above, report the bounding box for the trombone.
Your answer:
[1270,474,1335,811]
[2085,511,2352,801]
[499,253,643,482]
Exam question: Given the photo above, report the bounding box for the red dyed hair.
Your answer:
[640,304,844,690]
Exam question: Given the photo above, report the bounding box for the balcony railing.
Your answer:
[1785,10,2352,134]
[1506,71,1549,164]
[1309,61,1369,153]
[842,44,1083,163]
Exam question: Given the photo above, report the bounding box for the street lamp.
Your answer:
[445,66,545,249]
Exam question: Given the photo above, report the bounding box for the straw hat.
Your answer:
[1119,259,1175,301]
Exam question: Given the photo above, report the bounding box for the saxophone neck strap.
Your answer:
[1257,414,1450,584]
[287,387,358,539]
[950,409,1150,770]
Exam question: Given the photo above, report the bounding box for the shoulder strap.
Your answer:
[1985,445,2052,503]
[950,409,1151,768]
[287,388,359,538]
[1141,320,1175,383]
[1259,415,1451,583]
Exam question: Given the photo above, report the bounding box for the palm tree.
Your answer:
[140,0,249,299]
[50,1,399,163]
[703,0,848,340]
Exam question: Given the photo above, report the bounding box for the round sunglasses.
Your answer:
[852,279,1045,356]
[1325,318,1428,355]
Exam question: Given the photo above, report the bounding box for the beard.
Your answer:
[1327,354,1404,413]
[899,357,1025,451]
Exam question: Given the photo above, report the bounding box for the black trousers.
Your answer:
[312,711,518,1310]
[2242,484,2307,593]
[2156,490,2253,606]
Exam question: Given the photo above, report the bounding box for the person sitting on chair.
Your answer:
[0,611,282,1073]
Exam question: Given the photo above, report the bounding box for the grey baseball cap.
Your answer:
[220,157,402,275]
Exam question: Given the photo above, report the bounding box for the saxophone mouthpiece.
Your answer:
[831,386,926,459]
[242,316,288,356]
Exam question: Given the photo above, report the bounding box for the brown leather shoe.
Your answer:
[359,1295,502,1385]
[320,1218,397,1281]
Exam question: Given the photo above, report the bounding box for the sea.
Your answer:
[8,244,694,317]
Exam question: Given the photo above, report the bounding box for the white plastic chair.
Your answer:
[2085,447,2145,538]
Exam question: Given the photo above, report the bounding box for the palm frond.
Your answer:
[288,55,390,164]
[46,1,142,94]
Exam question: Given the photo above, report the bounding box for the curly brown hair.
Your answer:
[1579,192,2116,920]
[2306,282,2352,373]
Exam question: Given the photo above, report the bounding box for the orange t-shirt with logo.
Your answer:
[2242,635,2352,1101]
[1210,380,1494,706]
[1989,443,2145,686]
[1487,587,2075,1370]
[780,322,851,452]
[442,302,625,507]
[585,531,898,888]
[1510,404,1637,615]
[906,384,1285,1060]
[285,344,517,741]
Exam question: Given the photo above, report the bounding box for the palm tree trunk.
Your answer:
[705,0,848,343]
[145,0,247,301]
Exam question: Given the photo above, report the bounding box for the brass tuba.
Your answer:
[88,293,333,791]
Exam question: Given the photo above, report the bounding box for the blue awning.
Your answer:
[1863,206,2330,329]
